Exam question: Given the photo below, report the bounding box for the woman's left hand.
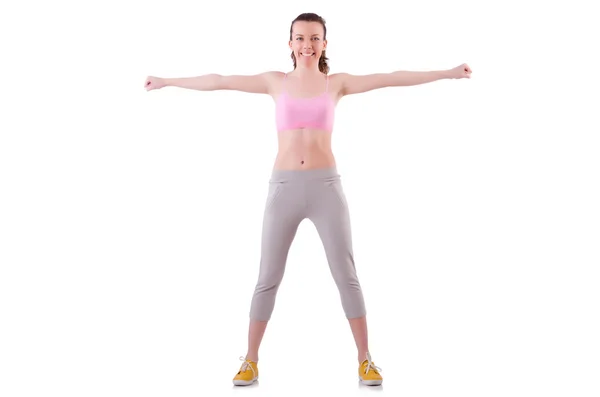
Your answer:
[449,63,472,79]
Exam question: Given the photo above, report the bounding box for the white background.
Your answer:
[1,0,599,396]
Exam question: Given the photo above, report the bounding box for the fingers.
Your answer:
[459,64,472,78]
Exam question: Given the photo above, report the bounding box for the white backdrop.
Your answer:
[1,0,599,396]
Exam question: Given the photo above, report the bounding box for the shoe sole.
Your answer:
[233,378,257,386]
[359,377,382,386]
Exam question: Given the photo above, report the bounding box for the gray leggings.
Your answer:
[249,167,366,321]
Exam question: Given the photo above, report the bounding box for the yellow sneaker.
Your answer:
[232,356,258,386]
[359,352,383,386]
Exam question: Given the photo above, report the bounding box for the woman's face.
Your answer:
[289,21,327,65]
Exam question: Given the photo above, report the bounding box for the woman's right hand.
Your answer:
[144,76,166,91]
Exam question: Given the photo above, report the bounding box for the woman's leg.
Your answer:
[245,320,268,362]
[307,172,369,359]
[307,171,383,385]
[234,177,304,385]
[348,316,370,363]
[246,178,304,361]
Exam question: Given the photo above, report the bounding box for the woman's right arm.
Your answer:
[145,72,278,94]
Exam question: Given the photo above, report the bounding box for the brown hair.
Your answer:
[289,13,330,74]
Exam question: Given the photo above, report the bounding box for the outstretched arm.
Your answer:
[338,63,472,96]
[144,72,278,94]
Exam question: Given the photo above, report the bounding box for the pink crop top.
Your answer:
[275,73,335,132]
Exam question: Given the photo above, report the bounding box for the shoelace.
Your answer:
[238,356,257,377]
[364,352,382,374]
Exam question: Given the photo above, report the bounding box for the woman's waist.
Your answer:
[270,164,340,182]
[274,149,335,169]
[273,131,335,171]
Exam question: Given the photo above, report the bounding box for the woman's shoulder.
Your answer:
[258,71,285,87]
[328,72,350,80]
[262,71,286,79]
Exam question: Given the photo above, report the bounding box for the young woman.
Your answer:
[144,12,472,387]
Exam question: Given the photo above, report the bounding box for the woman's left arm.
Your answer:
[337,63,472,96]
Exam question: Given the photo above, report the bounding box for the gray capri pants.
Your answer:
[249,166,366,321]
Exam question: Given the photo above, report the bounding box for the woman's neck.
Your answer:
[290,66,323,77]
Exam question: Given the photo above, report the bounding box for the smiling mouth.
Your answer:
[301,52,315,57]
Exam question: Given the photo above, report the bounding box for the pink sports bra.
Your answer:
[275,73,335,132]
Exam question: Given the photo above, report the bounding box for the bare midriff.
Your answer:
[274,128,335,170]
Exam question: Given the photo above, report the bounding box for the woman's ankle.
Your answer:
[245,354,259,362]
[358,351,369,363]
